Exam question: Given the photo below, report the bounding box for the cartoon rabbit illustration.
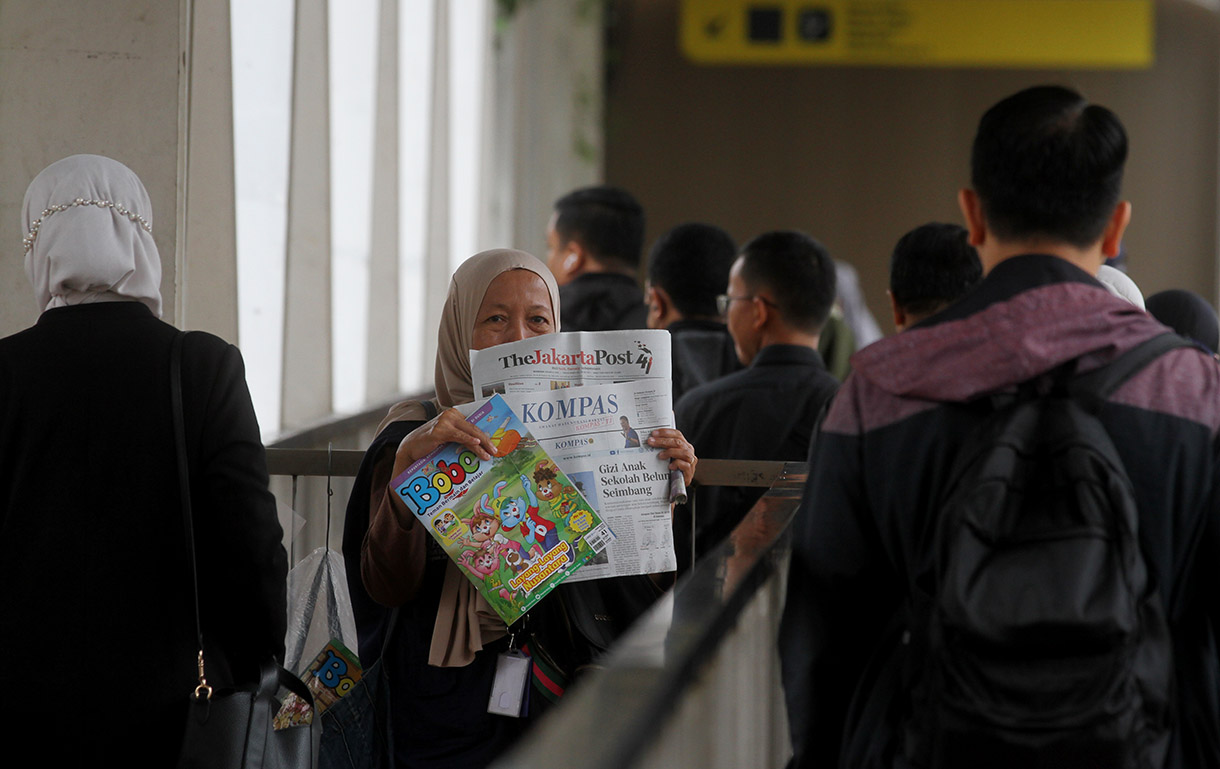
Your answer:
[458,541,518,603]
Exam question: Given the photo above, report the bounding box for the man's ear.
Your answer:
[645,285,669,329]
[751,294,771,331]
[1100,200,1132,259]
[564,248,584,273]
[958,188,987,247]
[556,241,588,280]
[887,289,907,333]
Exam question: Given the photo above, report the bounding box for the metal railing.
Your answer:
[266,448,785,487]
[265,394,424,561]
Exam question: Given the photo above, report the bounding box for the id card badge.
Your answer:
[488,649,531,718]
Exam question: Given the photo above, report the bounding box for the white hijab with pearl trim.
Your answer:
[22,154,162,317]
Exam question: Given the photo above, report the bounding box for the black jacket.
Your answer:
[674,344,838,574]
[668,318,742,404]
[781,255,1220,769]
[558,273,648,332]
[0,302,286,761]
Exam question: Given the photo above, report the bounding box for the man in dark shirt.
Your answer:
[886,221,982,331]
[545,185,648,331]
[645,222,742,403]
[673,230,839,574]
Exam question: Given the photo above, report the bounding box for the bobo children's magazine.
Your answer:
[392,393,615,626]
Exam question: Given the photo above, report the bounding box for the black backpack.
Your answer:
[903,334,1189,769]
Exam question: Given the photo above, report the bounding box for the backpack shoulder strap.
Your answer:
[1069,333,1193,403]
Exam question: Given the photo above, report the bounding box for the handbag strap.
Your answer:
[421,399,438,421]
[170,330,212,700]
[380,606,400,662]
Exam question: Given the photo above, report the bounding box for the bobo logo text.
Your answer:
[315,650,356,696]
[400,451,481,515]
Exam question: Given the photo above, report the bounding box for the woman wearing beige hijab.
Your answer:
[342,249,696,768]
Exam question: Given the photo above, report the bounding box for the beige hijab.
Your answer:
[380,248,560,667]
[377,249,560,430]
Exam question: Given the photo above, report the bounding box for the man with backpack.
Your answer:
[780,85,1220,769]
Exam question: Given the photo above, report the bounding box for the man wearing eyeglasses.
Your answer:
[671,230,839,575]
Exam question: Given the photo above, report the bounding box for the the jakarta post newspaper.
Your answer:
[466,330,678,580]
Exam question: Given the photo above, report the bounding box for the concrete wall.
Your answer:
[0,1,184,332]
[604,0,1220,334]
[0,0,239,342]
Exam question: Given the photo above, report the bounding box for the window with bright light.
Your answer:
[232,0,488,438]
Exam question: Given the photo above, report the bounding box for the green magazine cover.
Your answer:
[391,393,615,626]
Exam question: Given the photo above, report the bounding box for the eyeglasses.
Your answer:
[716,294,776,315]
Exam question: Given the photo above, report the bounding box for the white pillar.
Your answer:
[480,0,604,259]
[180,0,240,341]
[281,0,334,430]
[421,0,451,377]
[478,0,512,250]
[366,0,401,402]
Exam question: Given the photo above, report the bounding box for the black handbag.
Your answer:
[170,330,320,769]
[179,661,320,769]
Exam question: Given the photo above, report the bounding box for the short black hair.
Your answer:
[889,223,982,318]
[971,85,1127,248]
[553,185,645,270]
[647,223,737,318]
[737,230,836,334]
[1146,289,1220,353]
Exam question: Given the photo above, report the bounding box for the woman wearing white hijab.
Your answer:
[343,249,696,768]
[0,155,287,762]
[21,153,163,314]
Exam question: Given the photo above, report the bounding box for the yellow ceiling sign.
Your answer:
[681,0,1154,68]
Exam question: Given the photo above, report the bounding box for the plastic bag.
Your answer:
[285,546,359,676]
